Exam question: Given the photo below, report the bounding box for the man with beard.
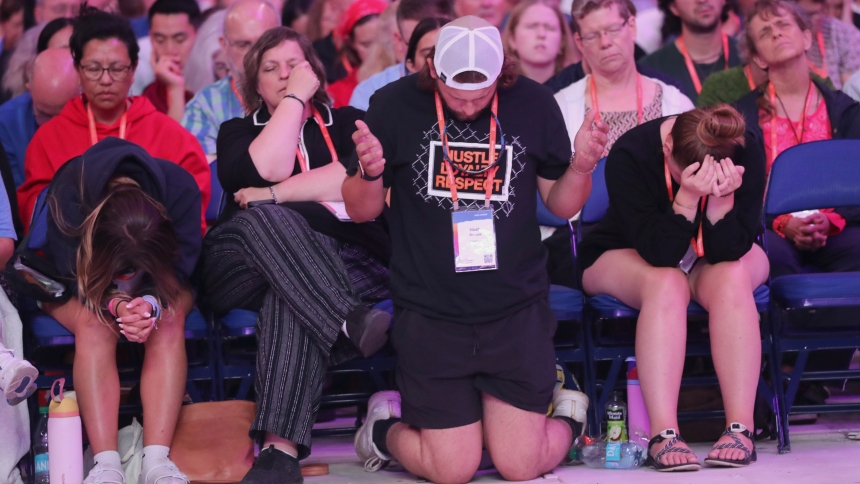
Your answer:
[182,0,279,161]
[343,16,609,484]
[640,0,742,103]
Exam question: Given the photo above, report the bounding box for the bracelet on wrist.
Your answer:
[269,186,278,203]
[283,93,305,108]
[673,198,698,210]
[569,154,598,176]
[359,164,383,181]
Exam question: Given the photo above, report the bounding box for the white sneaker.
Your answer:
[552,389,589,435]
[355,391,401,472]
[84,462,125,484]
[138,458,188,484]
[0,346,38,406]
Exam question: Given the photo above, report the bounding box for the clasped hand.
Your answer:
[116,297,156,343]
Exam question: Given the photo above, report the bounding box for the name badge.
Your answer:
[451,209,498,272]
[678,244,699,275]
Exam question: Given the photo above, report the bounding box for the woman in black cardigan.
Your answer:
[202,27,390,483]
[579,105,768,471]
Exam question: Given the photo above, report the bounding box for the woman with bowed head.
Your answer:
[503,0,579,84]
[579,105,768,471]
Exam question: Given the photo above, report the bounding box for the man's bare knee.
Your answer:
[422,447,481,484]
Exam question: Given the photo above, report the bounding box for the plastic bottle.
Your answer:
[47,379,83,484]
[626,357,650,438]
[580,440,647,469]
[605,391,628,443]
[33,407,50,484]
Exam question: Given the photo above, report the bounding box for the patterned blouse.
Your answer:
[595,84,664,156]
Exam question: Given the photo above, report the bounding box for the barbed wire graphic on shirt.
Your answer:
[411,122,526,218]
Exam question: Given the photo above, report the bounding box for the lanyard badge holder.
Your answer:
[436,91,503,273]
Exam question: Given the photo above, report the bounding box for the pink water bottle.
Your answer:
[48,379,83,484]
[626,357,650,439]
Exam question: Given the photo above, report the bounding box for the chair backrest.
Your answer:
[765,139,860,215]
[580,157,608,224]
[207,160,225,222]
[535,193,568,227]
[27,187,50,250]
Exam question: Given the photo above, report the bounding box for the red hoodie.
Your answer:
[18,96,211,232]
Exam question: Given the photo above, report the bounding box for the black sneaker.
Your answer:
[240,446,302,484]
[345,307,390,357]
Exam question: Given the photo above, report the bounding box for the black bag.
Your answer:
[4,194,70,303]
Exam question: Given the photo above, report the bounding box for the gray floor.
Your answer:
[303,413,860,484]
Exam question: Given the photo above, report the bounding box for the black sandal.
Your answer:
[644,429,701,472]
[704,422,757,468]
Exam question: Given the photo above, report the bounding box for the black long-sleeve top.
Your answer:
[578,117,767,275]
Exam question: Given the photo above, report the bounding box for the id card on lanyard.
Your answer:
[664,156,705,274]
[436,90,500,272]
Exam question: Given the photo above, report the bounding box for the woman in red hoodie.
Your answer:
[17,8,210,231]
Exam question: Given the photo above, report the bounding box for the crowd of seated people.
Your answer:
[0,0,857,483]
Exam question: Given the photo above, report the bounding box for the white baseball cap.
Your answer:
[433,16,504,91]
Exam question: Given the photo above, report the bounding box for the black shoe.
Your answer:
[240,446,302,484]
[345,307,390,357]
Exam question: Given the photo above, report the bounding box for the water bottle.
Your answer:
[47,379,83,484]
[580,440,646,469]
[33,407,50,484]
[626,357,650,438]
[605,391,628,443]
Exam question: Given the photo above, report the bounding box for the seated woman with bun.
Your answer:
[578,105,768,471]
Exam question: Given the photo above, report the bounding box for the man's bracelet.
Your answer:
[269,186,278,203]
[359,164,383,181]
[569,153,597,175]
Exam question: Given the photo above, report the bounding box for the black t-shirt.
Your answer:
[346,75,572,324]
[638,37,742,105]
[578,117,766,278]
[216,103,391,263]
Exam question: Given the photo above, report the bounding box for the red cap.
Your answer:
[337,0,388,41]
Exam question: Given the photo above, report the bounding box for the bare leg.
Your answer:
[44,299,120,454]
[140,289,193,446]
[583,249,697,466]
[386,421,482,484]
[690,245,768,461]
[482,393,571,481]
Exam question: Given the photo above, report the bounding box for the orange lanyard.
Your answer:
[664,157,705,257]
[808,31,828,79]
[589,74,643,125]
[434,90,499,210]
[231,77,244,106]
[341,54,354,76]
[676,33,730,94]
[294,106,339,173]
[767,81,816,165]
[87,102,127,146]
[744,64,756,90]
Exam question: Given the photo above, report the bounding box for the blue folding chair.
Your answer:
[764,139,860,453]
[535,192,586,394]
[575,158,777,436]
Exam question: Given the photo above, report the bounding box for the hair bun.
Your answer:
[696,104,746,147]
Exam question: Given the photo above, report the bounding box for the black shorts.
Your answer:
[391,299,558,430]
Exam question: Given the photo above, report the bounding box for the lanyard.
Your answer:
[231,77,244,106]
[434,90,499,210]
[767,81,816,165]
[589,73,643,125]
[341,54,354,76]
[87,102,127,146]
[744,64,756,91]
[808,31,828,79]
[664,156,705,258]
[294,106,339,173]
[676,33,730,95]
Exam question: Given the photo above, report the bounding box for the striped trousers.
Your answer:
[203,204,389,458]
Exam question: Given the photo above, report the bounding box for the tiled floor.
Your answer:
[303,413,860,484]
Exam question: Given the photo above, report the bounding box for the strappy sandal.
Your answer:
[704,422,757,468]
[643,429,702,472]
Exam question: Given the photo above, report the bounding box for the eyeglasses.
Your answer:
[578,19,629,45]
[80,63,132,82]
